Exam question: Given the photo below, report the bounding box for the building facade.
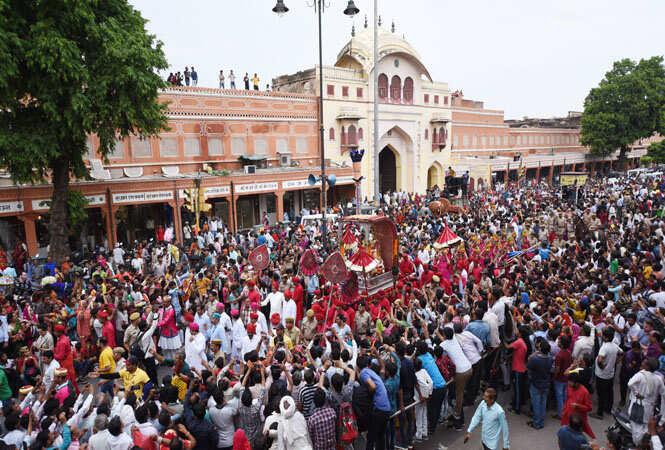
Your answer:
[0,87,354,257]
[0,23,651,257]
[273,23,647,194]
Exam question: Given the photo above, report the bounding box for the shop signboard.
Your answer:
[0,201,24,214]
[32,194,106,211]
[235,182,278,194]
[112,190,173,204]
[560,173,588,186]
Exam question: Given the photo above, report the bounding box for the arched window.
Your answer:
[348,125,357,146]
[329,128,335,140]
[378,74,388,101]
[439,127,446,146]
[390,75,401,102]
[425,129,428,140]
[403,77,414,104]
[358,127,363,140]
[432,128,437,144]
[341,126,346,146]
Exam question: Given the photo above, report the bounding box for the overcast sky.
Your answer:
[130,0,665,120]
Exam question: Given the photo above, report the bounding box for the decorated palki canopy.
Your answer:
[433,224,463,249]
[345,246,380,272]
[341,227,358,250]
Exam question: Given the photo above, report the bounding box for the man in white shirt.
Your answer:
[40,350,60,391]
[88,414,110,450]
[591,328,623,420]
[282,291,297,326]
[112,243,125,266]
[185,323,207,372]
[240,323,265,358]
[627,358,665,445]
[262,282,284,320]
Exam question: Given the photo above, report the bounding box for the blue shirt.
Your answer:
[417,353,445,389]
[465,320,490,347]
[308,275,319,294]
[44,261,57,276]
[539,247,550,261]
[557,425,590,450]
[467,400,510,450]
[383,353,401,413]
[360,367,391,412]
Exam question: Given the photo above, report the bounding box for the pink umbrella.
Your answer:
[433,225,463,249]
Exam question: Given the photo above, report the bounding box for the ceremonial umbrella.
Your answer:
[345,247,380,272]
[341,227,358,251]
[433,225,463,249]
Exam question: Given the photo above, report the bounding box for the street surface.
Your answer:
[419,388,614,450]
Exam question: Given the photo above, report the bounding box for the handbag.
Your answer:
[629,399,645,424]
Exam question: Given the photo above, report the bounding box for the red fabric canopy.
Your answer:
[433,225,463,249]
[346,247,379,272]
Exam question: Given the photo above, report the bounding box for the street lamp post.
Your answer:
[350,148,365,215]
[272,0,359,252]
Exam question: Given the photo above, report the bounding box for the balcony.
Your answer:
[336,107,364,120]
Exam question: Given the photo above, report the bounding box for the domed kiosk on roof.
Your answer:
[272,21,453,200]
[334,26,433,82]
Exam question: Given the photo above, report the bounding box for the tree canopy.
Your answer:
[0,0,169,261]
[646,140,665,164]
[580,57,665,158]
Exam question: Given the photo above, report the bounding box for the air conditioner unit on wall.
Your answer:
[244,165,256,174]
[279,153,292,167]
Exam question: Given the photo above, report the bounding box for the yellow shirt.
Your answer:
[118,367,150,398]
[172,375,188,401]
[252,76,259,86]
[196,278,211,295]
[271,334,293,350]
[99,347,116,374]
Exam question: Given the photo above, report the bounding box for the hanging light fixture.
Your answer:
[343,0,359,16]
[272,0,289,17]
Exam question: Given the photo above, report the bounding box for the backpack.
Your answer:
[130,331,146,360]
[436,354,456,382]
[339,402,359,446]
[351,381,373,433]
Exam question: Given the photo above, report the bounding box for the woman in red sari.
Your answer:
[560,371,594,438]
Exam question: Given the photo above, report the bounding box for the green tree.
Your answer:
[646,140,665,164]
[0,0,168,262]
[580,57,665,162]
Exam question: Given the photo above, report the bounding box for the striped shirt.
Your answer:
[298,383,319,419]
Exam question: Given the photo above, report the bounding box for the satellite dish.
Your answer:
[327,174,336,186]
[308,174,318,186]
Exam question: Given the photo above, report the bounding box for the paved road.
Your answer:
[413,389,615,450]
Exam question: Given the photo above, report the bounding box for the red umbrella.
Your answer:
[433,225,463,249]
[345,247,380,272]
[341,227,358,250]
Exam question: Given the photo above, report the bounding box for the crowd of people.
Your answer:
[166,68,268,91]
[0,171,664,450]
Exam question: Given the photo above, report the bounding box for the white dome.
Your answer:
[335,27,432,81]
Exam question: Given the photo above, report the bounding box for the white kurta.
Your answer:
[627,369,665,445]
[231,318,247,359]
[185,332,207,372]
[282,299,297,326]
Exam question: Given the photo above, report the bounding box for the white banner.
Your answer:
[112,190,173,204]
[235,182,278,193]
[32,194,106,211]
[282,175,354,190]
[0,202,24,214]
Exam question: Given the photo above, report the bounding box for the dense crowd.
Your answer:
[0,172,664,450]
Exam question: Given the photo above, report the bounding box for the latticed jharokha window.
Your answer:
[403,77,413,104]
[378,74,388,100]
